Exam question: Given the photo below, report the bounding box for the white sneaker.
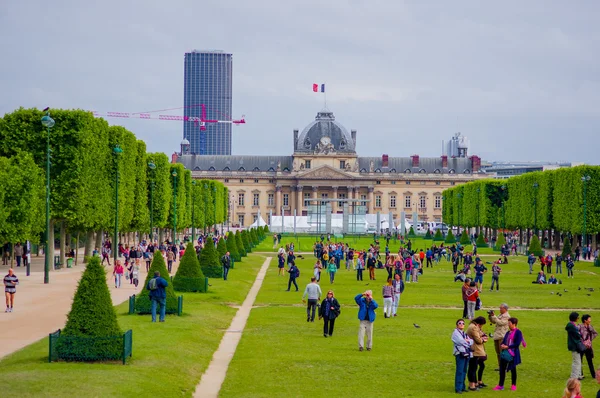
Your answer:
[4,308,8,313]
[9,308,12,313]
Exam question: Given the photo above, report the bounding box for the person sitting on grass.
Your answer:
[548,274,558,284]
[532,271,546,284]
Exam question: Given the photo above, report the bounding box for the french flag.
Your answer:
[313,83,325,93]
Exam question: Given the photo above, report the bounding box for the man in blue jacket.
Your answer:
[356,290,378,351]
[147,271,169,322]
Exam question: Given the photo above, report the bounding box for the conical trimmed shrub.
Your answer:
[529,234,543,257]
[250,228,258,245]
[200,239,222,278]
[495,232,506,251]
[433,229,444,242]
[242,230,252,253]
[217,237,228,258]
[173,243,206,292]
[264,225,270,234]
[236,230,246,257]
[562,236,573,258]
[460,230,470,245]
[407,226,417,238]
[135,252,179,314]
[476,233,486,248]
[425,229,432,239]
[257,226,264,240]
[58,257,122,361]
[445,229,456,244]
[226,231,241,261]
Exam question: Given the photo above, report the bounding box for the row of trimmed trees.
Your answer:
[0,108,229,266]
[442,165,600,250]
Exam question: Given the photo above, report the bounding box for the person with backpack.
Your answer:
[286,261,299,292]
[221,251,231,281]
[147,271,168,322]
[490,261,502,291]
[567,255,576,278]
[319,290,340,337]
[327,257,337,284]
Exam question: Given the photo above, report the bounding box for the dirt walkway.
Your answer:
[193,257,272,398]
[0,256,181,360]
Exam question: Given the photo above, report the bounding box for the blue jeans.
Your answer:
[151,297,166,322]
[223,266,229,280]
[16,256,21,267]
[455,355,469,392]
[114,274,121,288]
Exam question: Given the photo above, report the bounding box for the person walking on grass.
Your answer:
[302,277,322,322]
[319,290,340,337]
[147,271,168,323]
[392,273,405,317]
[356,253,364,281]
[356,290,378,351]
[4,268,19,312]
[494,317,525,391]
[327,257,337,284]
[382,277,394,318]
[221,251,231,281]
[461,278,471,319]
[488,303,511,370]
[286,261,299,292]
[466,281,479,320]
[579,314,598,379]
[567,312,585,380]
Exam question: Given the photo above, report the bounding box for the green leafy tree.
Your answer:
[445,229,456,244]
[562,236,573,258]
[130,140,149,233]
[199,239,221,278]
[476,233,487,248]
[235,230,246,257]
[217,237,228,258]
[59,257,122,360]
[173,242,205,292]
[226,231,240,261]
[135,252,179,314]
[146,153,172,231]
[495,232,506,251]
[460,230,470,245]
[433,229,443,241]
[528,234,543,257]
[407,226,417,238]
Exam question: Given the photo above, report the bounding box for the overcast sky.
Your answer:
[1,1,599,164]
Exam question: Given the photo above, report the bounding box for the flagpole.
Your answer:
[324,82,327,109]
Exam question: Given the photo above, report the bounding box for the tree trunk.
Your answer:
[593,234,598,251]
[95,230,103,252]
[519,229,523,245]
[59,221,66,268]
[84,230,94,262]
[159,228,164,244]
[48,220,55,271]
[75,232,79,265]
[554,230,561,250]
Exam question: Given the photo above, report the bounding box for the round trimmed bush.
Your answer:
[173,242,206,292]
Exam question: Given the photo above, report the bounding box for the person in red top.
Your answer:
[466,281,479,320]
[562,378,582,398]
[113,261,124,288]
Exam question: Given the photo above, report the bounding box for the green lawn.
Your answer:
[220,254,600,398]
[0,254,267,398]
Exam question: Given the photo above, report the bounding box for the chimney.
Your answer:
[471,155,481,172]
[441,155,448,168]
[382,154,389,167]
[351,129,357,146]
[171,152,178,164]
[411,154,420,168]
[293,129,299,150]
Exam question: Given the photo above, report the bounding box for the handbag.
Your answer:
[576,340,587,353]
[500,349,514,362]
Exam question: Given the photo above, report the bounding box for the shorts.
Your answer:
[474,275,483,284]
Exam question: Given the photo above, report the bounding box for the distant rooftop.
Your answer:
[189,49,231,54]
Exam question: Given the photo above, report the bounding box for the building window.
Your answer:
[268,193,274,206]
[339,160,346,170]
[406,181,411,185]
[338,193,346,200]
[420,181,426,185]
[435,195,441,209]
[239,179,244,183]
[435,181,440,185]
[450,181,456,186]
[405,196,411,208]
[238,214,245,226]
[305,160,311,169]
[420,196,426,209]
[268,179,274,183]
[224,179,229,183]
[375,195,381,208]
[304,193,311,207]
[254,179,259,183]
[391,181,396,185]
[253,193,260,206]
[390,195,396,208]
[253,215,258,223]
[283,193,289,206]
[376,180,381,185]
[267,214,271,224]
[360,194,367,207]
[321,193,328,205]
[238,193,245,206]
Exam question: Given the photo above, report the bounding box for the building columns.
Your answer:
[367,186,374,214]
[296,185,304,214]
[312,186,318,205]
[348,186,355,200]
[275,185,282,216]
[290,186,296,215]
[332,186,338,214]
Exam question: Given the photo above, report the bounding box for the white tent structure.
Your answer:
[397,219,412,231]
[249,216,267,228]
[270,216,312,233]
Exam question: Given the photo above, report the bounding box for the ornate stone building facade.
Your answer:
[176,109,484,228]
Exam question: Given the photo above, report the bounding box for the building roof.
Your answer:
[178,155,293,172]
[357,156,475,174]
[295,109,356,154]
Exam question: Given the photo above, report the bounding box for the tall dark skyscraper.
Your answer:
[183,50,233,155]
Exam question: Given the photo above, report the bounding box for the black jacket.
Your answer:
[319,297,341,319]
[221,255,231,268]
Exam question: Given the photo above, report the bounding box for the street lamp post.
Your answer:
[113,144,123,265]
[172,170,177,244]
[533,183,539,236]
[41,111,55,283]
[148,162,156,241]
[582,175,591,248]
[191,180,197,243]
